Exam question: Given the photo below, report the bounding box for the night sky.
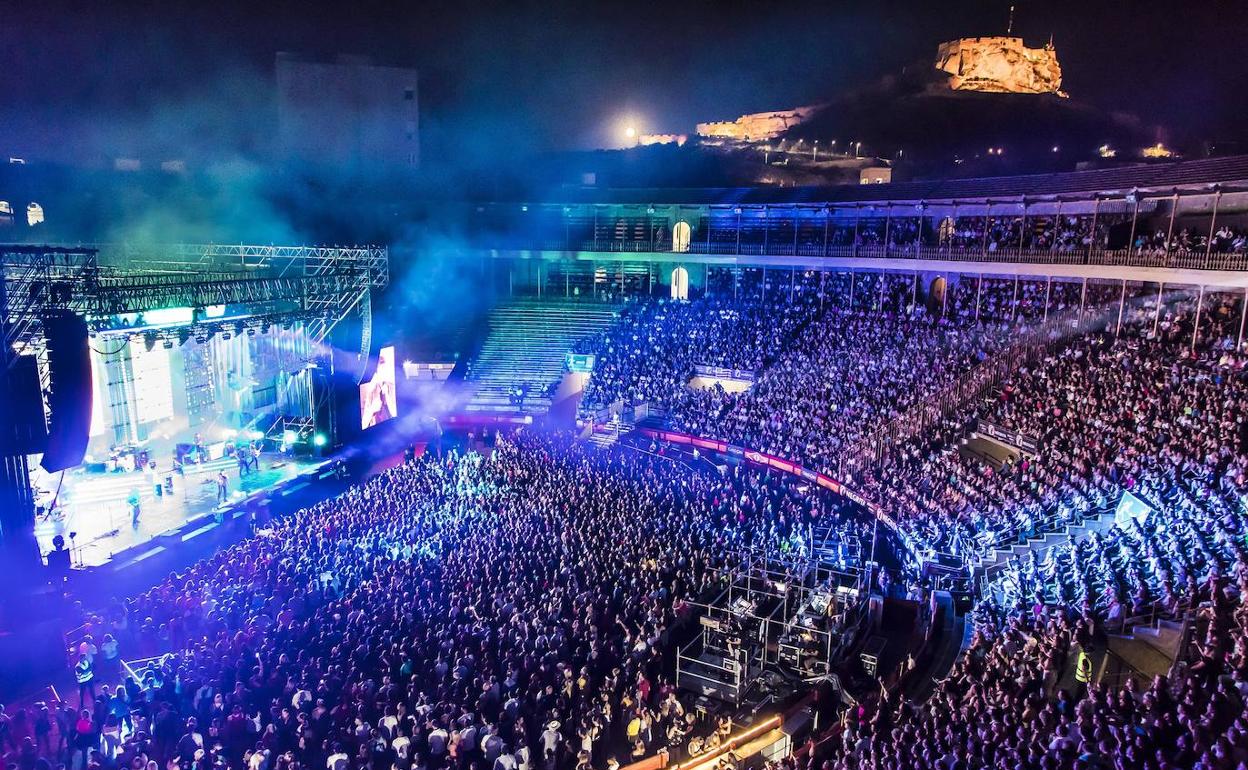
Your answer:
[3,0,1246,167]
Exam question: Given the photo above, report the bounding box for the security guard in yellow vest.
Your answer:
[1075,646,1093,700]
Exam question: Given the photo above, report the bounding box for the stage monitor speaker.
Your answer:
[40,311,92,472]
[2,355,47,456]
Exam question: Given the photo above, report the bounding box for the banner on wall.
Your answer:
[693,365,755,382]
[975,420,1039,454]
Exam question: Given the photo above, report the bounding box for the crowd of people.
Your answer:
[576,296,821,414]
[832,596,1248,770]
[9,271,1248,770]
[2,434,872,770]
[666,310,1012,477]
[566,279,1248,768]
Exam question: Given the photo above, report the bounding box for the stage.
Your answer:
[33,452,327,568]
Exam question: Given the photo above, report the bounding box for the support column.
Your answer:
[1163,190,1179,265]
[790,266,796,302]
[762,205,770,255]
[1152,282,1164,339]
[1239,287,1247,350]
[1115,279,1127,337]
[912,271,918,315]
[916,204,926,257]
[1125,194,1141,261]
[735,208,742,255]
[1053,199,1063,255]
[1043,275,1052,323]
[1078,276,1087,321]
[1087,197,1100,263]
[822,207,831,256]
[883,205,892,257]
[849,269,856,310]
[1205,189,1222,268]
[1192,285,1205,352]
[941,273,949,317]
[981,205,992,257]
[947,204,958,256]
[1018,197,1028,254]
[852,205,861,256]
[1011,273,1020,321]
[974,274,983,323]
[819,269,826,311]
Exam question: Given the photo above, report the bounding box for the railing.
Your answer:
[480,236,1248,272]
[636,426,916,559]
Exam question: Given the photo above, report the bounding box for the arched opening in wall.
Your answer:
[928,276,947,314]
[938,216,955,244]
[670,266,690,301]
[672,221,692,253]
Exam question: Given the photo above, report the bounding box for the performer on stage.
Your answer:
[216,471,229,506]
[127,489,141,528]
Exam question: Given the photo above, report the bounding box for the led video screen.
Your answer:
[360,345,398,429]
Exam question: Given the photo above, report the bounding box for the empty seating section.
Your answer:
[465,301,619,413]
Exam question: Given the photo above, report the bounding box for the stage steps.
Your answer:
[464,302,619,414]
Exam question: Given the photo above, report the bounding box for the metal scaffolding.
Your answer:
[2,242,388,363]
[0,242,388,553]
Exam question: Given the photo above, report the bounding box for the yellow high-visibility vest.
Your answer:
[1075,651,1092,684]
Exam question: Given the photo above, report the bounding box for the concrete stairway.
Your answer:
[972,505,1119,575]
[465,302,619,414]
[904,592,965,703]
[1107,617,1185,674]
[587,418,634,449]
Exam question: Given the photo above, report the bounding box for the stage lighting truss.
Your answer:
[1,242,388,371]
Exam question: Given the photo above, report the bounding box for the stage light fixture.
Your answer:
[143,332,158,352]
[162,338,174,350]
[313,433,327,447]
